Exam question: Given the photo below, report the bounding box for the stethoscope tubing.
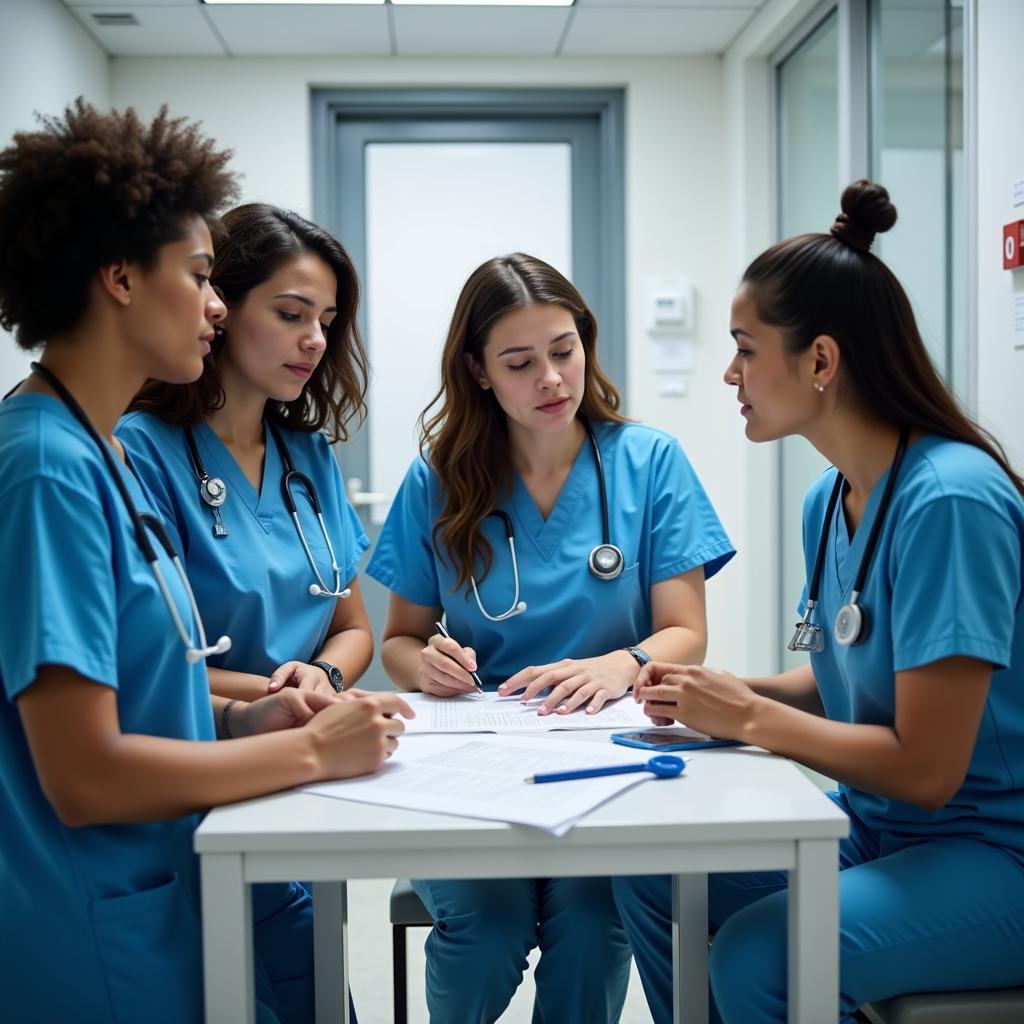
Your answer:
[25,364,230,663]
[184,420,350,600]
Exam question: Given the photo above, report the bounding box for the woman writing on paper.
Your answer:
[117,202,388,1021]
[615,181,1024,1022]
[366,253,735,1023]
[0,101,410,1024]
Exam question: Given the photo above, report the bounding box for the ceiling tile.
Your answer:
[63,0,196,6]
[67,4,226,55]
[392,6,570,56]
[574,0,759,7]
[561,5,755,55]
[206,5,391,55]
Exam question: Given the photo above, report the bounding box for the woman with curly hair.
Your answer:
[117,203,376,1019]
[0,100,410,1023]
[366,253,735,1022]
[616,181,1024,1022]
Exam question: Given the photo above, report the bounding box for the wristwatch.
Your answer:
[621,646,652,669]
[310,660,345,693]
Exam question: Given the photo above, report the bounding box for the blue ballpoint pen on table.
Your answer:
[525,754,686,784]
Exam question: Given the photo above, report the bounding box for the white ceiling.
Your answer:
[58,0,767,58]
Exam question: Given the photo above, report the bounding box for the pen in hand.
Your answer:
[433,621,484,692]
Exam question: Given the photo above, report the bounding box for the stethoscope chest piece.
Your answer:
[200,475,227,508]
[834,599,868,647]
[589,542,624,580]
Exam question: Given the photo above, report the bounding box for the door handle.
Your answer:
[346,477,390,507]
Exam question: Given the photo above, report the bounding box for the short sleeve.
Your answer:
[0,477,119,700]
[649,439,735,584]
[365,459,443,607]
[890,496,1021,671]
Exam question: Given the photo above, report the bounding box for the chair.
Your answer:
[860,987,1024,1023]
[390,878,433,1024]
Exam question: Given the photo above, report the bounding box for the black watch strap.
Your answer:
[622,646,651,669]
[310,660,344,693]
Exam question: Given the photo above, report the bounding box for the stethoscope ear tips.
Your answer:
[309,584,322,596]
[515,601,527,613]
[185,649,202,665]
[215,636,232,654]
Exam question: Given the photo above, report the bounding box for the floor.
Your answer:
[347,878,655,1024]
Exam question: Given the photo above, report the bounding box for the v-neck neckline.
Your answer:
[831,459,896,597]
[196,420,281,530]
[509,435,592,562]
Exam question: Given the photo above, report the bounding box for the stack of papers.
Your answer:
[400,691,653,735]
[303,733,672,835]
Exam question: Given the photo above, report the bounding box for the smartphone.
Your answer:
[611,729,740,752]
[433,621,484,691]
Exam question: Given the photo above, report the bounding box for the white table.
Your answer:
[196,742,848,1024]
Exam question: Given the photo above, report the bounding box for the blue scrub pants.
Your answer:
[412,875,632,1023]
[612,793,1024,1024]
[252,882,358,1024]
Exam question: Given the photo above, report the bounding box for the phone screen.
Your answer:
[627,729,711,745]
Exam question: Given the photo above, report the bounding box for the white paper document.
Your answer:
[399,691,653,735]
[302,734,658,835]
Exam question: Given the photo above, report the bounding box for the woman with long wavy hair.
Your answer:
[116,202,410,1023]
[366,252,734,1022]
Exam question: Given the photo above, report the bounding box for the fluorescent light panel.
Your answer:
[203,0,574,6]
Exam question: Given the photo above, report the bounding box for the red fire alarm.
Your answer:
[1004,220,1024,269]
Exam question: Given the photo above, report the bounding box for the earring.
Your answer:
[813,381,825,393]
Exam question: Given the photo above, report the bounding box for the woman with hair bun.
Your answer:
[366,252,735,1022]
[0,102,410,1024]
[615,181,1024,1022]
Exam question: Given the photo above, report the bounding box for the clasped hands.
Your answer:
[632,662,758,741]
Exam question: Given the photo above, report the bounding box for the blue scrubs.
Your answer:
[614,435,1024,1023]
[117,411,368,1024]
[367,420,735,1023]
[0,394,270,1022]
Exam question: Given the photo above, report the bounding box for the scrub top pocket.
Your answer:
[90,873,203,1024]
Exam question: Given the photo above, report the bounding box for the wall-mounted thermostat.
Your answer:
[647,281,695,332]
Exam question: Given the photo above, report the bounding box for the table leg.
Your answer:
[672,873,708,1024]
[201,852,254,1023]
[313,881,349,1024]
[788,838,838,1024]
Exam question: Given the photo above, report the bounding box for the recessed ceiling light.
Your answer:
[202,1,386,6]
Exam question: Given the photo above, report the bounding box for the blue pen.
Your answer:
[524,754,685,784]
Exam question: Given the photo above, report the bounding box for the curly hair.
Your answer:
[0,97,237,349]
[130,203,368,442]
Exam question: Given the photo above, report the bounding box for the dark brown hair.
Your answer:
[0,98,236,349]
[743,180,1024,496]
[131,203,368,441]
[422,253,627,590]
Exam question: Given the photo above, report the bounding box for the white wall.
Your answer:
[110,54,744,667]
[0,0,110,387]
[975,0,1024,468]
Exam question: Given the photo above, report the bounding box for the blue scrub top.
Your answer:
[0,395,213,1023]
[116,412,368,676]
[798,435,1024,853]
[367,421,735,688]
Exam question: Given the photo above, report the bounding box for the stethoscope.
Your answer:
[184,421,351,599]
[789,426,910,652]
[469,419,624,622]
[22,363,231,664]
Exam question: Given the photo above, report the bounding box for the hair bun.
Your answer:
[830,180,897,252]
